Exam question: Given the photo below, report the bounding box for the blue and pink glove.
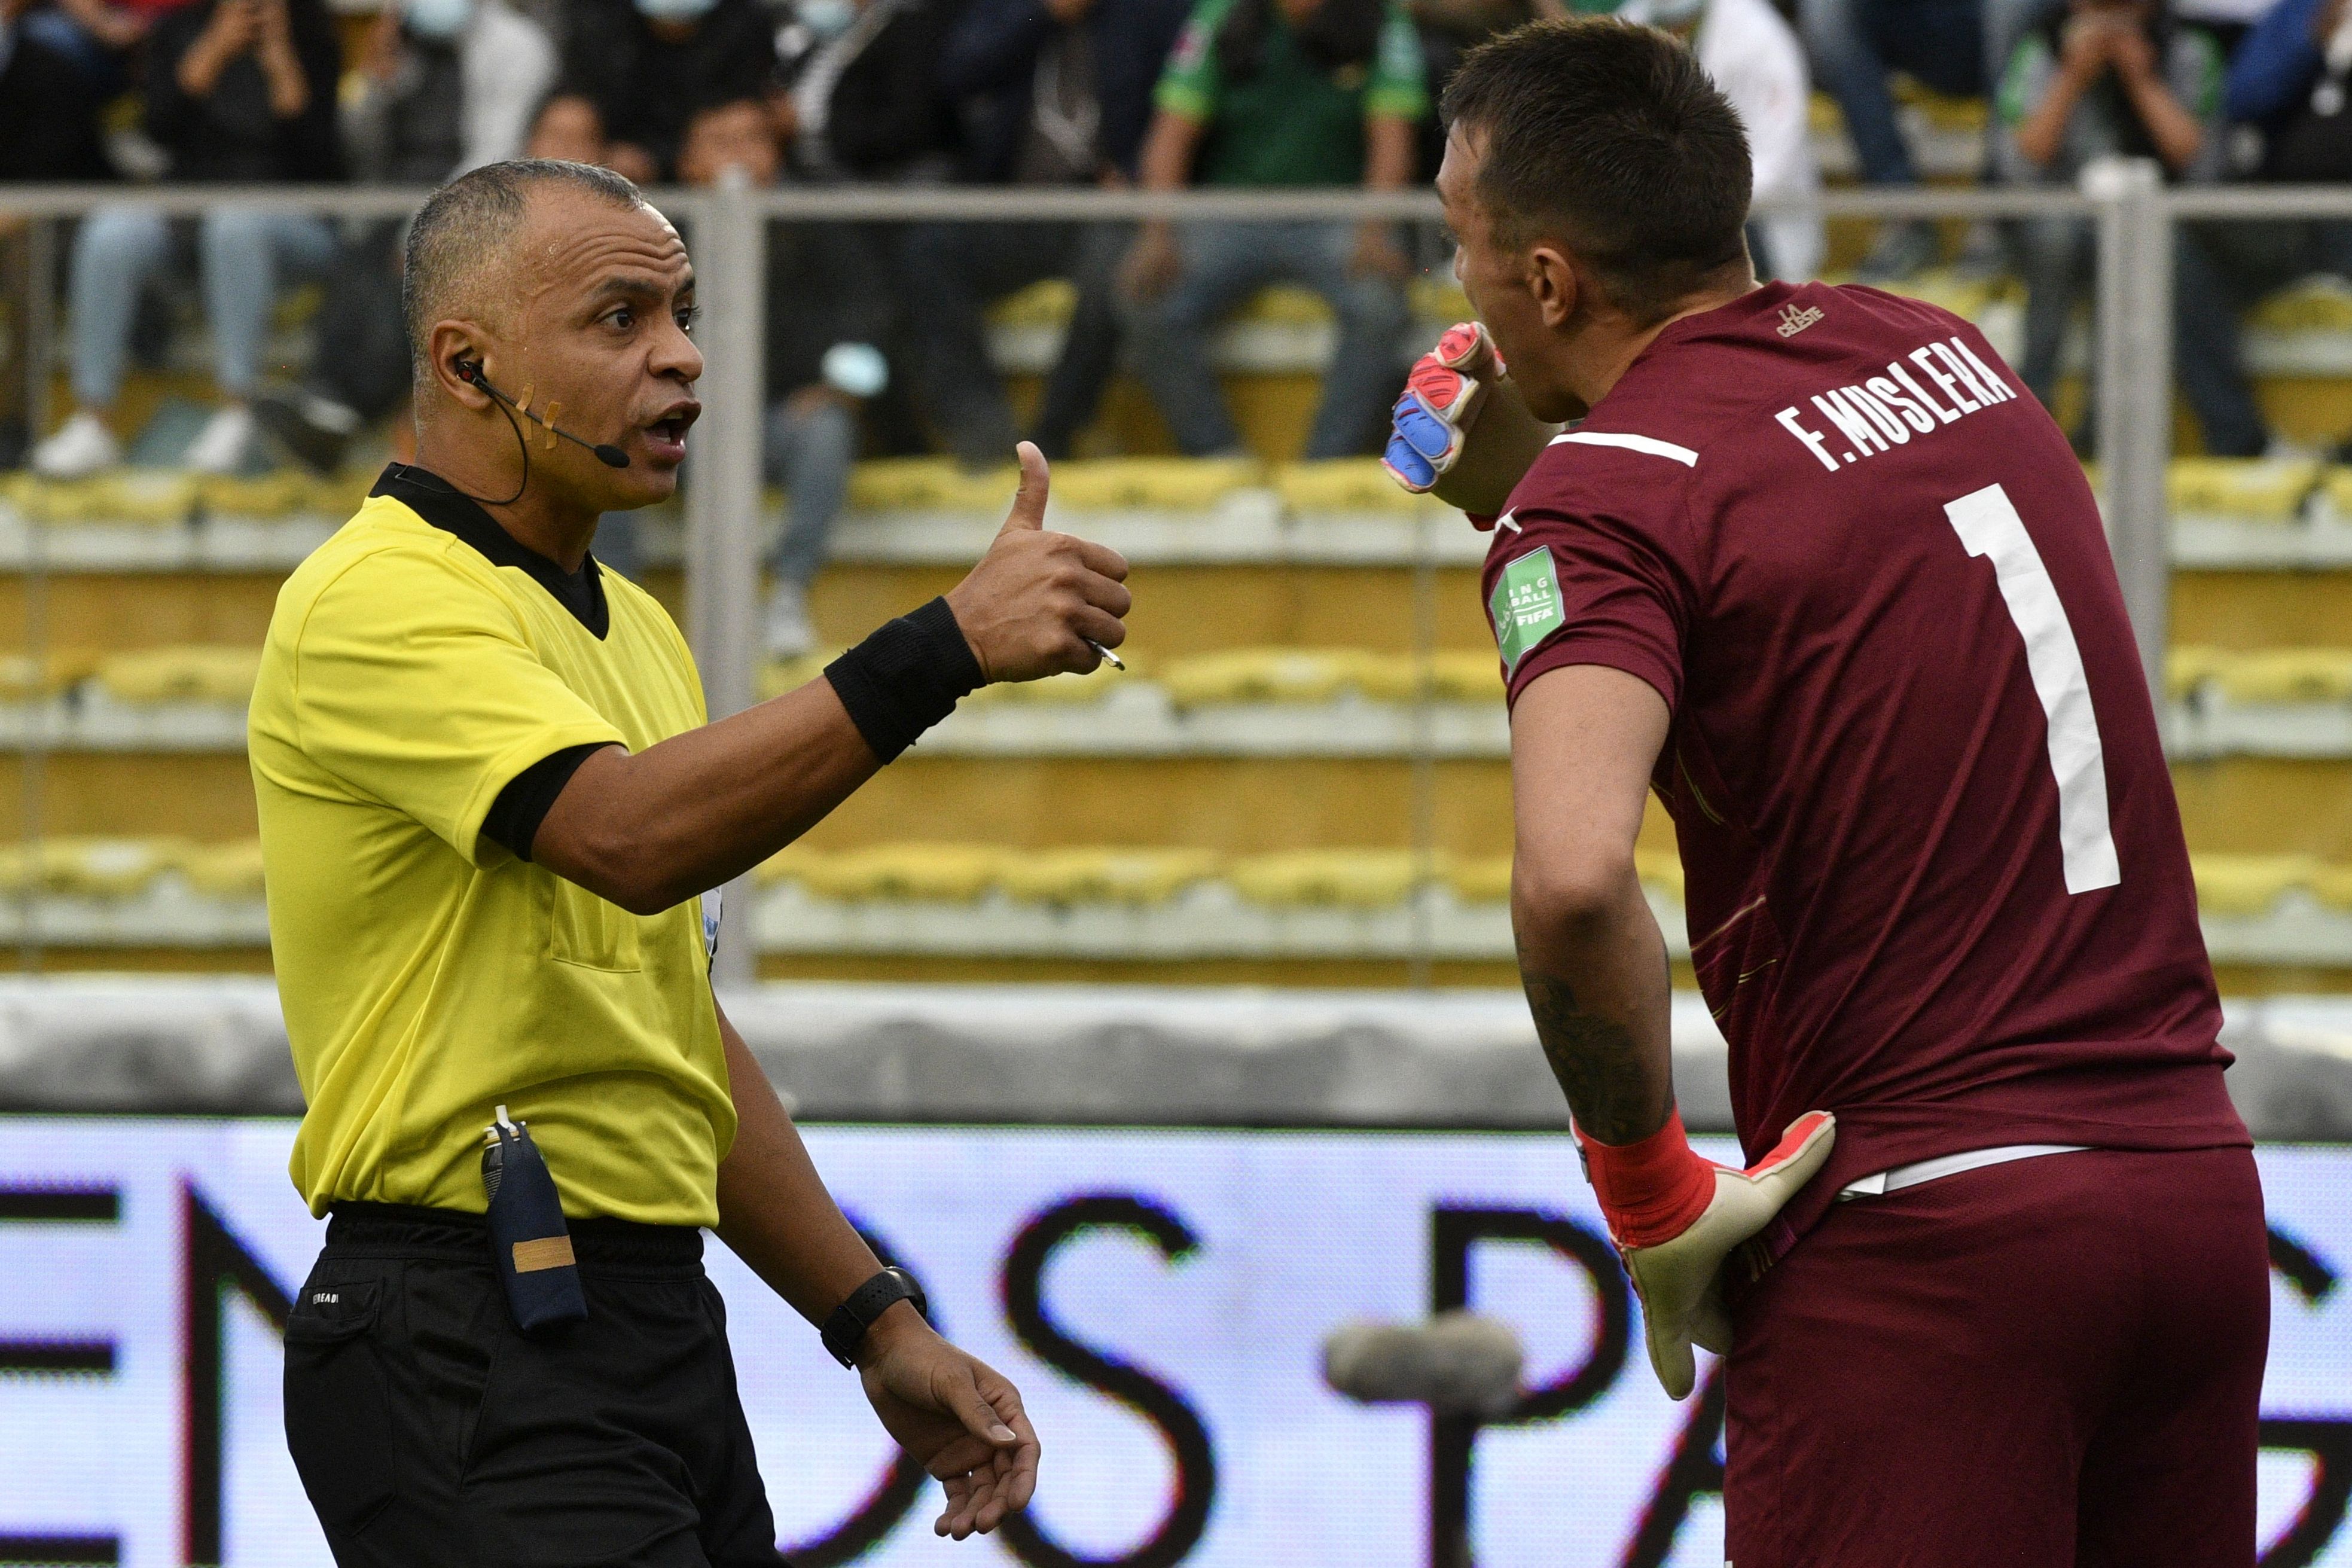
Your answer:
[1381,320,1561,519]
[1383,321,1505,495]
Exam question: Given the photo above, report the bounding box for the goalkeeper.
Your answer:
[1392,20,2264,1565]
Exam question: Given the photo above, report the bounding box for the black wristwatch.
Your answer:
[820,1266,928,1368]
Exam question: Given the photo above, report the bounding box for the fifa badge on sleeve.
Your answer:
[481,1106,588,1334]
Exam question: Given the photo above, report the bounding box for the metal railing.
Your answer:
[0,169,2332,977]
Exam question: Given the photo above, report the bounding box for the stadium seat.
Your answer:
[756,651,840,703]
[2311,864,2352,913]
[1160,648,1380,708]
[845,459,1016,513]
[193,471,316,520]
[179,839,266,899]
[1442,855,1512,905]
[1227,849,1423,909]
[1045,458,1263,511]
[1634,847,1686,902]
[962,655,1137,706]
[6,830,2348,981]
[1237,285,1335,328]
[0,836,182,897]
[2208,649,2352,706]
[1351,650,1504,704]
[7,260,2348,991]
[306,470,378,518]
[3,471,199,526]
[2167,646,2352,704]
[2168,646,2231,700]
[994,847,1220,905]
[94,646,264,706]
[752,841,822,887]
[2247,274,2352,334]
[986,278,1079,329]
[1440,853,1690,910]
[2167,457,2320,523]
[2319,468,2352,526]
[786,842,1009,902]
[0,651,100,699]
[2191,853,2319,916]
[1274,460,1421,516]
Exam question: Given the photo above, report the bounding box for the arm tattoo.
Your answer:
[1519,968,1673,1145]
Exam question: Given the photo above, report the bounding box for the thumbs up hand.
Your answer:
[943,443,1132,683]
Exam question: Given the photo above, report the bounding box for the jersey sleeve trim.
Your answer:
[1552,429,1700,467]
[1508,639,1681,719]
[455,721,629,868]
[480,740,616,863]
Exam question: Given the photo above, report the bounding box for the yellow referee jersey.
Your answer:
[250,466,735,1227]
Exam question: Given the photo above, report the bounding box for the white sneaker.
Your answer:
[184,403,257,475]
[30,411,121,480]
[764,580,816,661]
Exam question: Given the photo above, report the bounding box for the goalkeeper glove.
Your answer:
[1578,1108,1836,1399]
[1381,321,1561,518]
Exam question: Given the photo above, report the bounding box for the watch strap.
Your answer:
[820,1265,926,1368]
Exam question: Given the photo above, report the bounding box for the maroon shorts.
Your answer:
[1722,1145,2268,1568]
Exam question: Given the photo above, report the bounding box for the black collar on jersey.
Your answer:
[372,463,609,639]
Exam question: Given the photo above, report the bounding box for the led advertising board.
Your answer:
[0,1120,2343,1566]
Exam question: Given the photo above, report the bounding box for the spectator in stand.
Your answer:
[1996,0,2249,450]
[343,0,554,185]
[2158,0,2352,456]
[1618,0,1825,280]
[32,0,342,480]
[548,0,778,183]
[2,0,115,470]
[1804,0,2046,279]
[680,98,895,658]
[1408,0,1533,176]
[0,0,115,182]
[898,0,1190,465]
[257,0,557,474]
[771,0,961,460]
[17,0,154,95]
[525,94,612,165]
[773,0,962,180]
[1120,0,1425,461]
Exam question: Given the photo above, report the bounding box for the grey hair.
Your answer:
[401,158,646,393]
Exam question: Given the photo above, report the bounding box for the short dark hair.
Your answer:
[401,158,646,390]
[1441,19,1752,325]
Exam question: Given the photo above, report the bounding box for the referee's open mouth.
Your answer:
[641,401,701,466]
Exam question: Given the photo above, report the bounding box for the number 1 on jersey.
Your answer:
[1945,483,2122,894]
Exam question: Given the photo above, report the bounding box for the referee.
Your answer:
[251,160,1125,1564]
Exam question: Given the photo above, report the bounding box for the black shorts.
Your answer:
[283,1203,785,1568]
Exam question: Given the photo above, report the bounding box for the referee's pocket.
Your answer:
[545,878,644,972]
[283,1279,396,1530]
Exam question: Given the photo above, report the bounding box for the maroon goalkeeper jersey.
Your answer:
[1482,280,2246,1241]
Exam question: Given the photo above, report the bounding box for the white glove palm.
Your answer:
[1621,1112,1836,1399]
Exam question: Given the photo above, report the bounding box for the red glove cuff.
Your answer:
[1576,1109,1716,1250]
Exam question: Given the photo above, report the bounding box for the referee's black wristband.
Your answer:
[821,1265,929,1368]
[824,597,985,763]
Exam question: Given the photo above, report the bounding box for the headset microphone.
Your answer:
[455,360,632,469]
